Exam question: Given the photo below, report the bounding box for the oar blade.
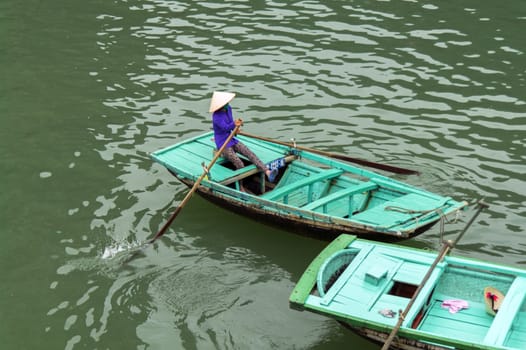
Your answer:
[329,153,420,175]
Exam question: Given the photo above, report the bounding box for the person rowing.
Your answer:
[209,91,278,184]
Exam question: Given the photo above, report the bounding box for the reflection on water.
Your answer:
[3,0,525,349]
[48,230,334,349]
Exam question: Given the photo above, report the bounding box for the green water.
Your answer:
[1,0,525,349]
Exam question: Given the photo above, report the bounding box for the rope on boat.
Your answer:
[201,162,211,180]
[288,138,301,157]
[384,204,450,235]
[384,205,444,216]
[439,209,446,243]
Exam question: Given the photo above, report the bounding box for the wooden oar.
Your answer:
[238,131,420,175]
[380,200,488,350]
[147,125,241,244]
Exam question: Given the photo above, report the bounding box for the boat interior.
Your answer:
[169,133,454,224]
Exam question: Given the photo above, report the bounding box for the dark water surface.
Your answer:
[2,0,525,349]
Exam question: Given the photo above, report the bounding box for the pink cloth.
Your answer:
[441,299,469,314]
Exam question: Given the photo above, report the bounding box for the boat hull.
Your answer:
[179,176,436,241]
[340,322,452,350]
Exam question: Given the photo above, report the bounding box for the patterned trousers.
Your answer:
[222,142,267,172]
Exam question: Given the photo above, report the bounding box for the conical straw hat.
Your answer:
[209,91,236,112]
[484,286,505,316]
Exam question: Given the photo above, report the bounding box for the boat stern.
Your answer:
[289,234,357,310]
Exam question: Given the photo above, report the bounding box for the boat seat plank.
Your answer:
[419,300,491,342]
[302,181,377,211]
[273,161,326,192]
[483,276,526,346]
[271,162,335,206]
[261,168,343,201]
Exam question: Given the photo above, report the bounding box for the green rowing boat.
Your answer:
[289,234,526,349]
[151,131,467,241]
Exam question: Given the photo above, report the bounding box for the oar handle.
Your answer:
[148,125,241,244]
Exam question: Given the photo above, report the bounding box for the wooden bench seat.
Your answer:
[260,168,343,202]
[302,181,377,212]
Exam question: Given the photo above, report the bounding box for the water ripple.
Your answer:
[43,1,526,349]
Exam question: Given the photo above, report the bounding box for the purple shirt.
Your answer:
[212,105,239,149]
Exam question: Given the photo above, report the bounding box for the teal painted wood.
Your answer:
[290,234,526,350]
[303,181,377,212]
[418,300,491,342]
[351,192,449,229]
[507,306,526,348]
[260,168,343,201]
[237,136,288,163]
[484,277,526,346]
[151,131,469,240]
